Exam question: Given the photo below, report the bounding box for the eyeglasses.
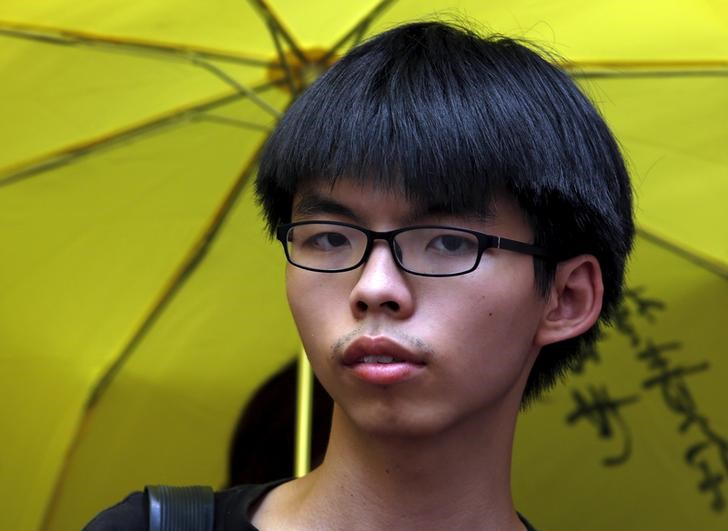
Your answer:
[276,221,552,277]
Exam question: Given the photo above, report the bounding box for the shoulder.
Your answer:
[83,491,146,531]
[214,479,291,529]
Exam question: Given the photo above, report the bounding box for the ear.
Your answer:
[534,255,604,347]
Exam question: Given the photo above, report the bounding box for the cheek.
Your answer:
[286,271,317,340]
[439,298,542,404]
[285,269,347,348]
[431,268,544,363]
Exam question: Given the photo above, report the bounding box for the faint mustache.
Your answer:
[330,327,434,359]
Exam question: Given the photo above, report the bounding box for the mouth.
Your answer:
[358,355,401,364]
[342,336,426,385]
[343,336,426,365]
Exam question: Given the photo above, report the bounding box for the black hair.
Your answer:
[255,21,634,405]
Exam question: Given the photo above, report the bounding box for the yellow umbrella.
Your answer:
[0,1,726,530]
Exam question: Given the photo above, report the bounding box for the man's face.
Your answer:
[285,179,549,438]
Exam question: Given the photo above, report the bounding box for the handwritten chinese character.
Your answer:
[566,385,639,466]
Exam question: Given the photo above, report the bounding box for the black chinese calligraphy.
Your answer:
[638,340,727,513]
[566,385,639,466]
[566,284,727,513]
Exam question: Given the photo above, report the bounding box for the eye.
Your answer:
[426,233,478,255]
[304,231,351,251]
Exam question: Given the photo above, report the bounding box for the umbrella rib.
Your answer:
[0,20,272,67]
[322,0,397,62]
[565,59,728,69]
[269,19,300,95]
[0,21,283,120]
[564,60,728,78]
[190,57,282,117]
[636,226,728,280]
[572,69,728,79]
[249,0,307,65]
[0,81,281,187]
[85,140,268,409]
[193,113,273,132]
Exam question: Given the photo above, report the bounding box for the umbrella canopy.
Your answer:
[0,1,726,530]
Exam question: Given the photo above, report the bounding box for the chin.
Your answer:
[336,398,495,442]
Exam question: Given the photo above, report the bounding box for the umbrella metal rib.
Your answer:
[570,62,728,79]
[250,0,307,65]
[636,227,728,281]
[193,113,273,132]
[268,17,300,96]
[0,81,283,187]
[0,20,292,187]
[0,20,274,67]
[320,0,397,63]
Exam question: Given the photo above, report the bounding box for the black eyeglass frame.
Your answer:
[276,220,553,277]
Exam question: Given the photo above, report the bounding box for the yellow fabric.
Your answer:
[515,234,728,529]
[0,2,726,530]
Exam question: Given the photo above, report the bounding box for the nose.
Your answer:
[349,241,415,319]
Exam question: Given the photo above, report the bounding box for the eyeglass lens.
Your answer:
[284,223,480,275]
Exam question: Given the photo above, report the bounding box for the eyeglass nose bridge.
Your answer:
[358,228,406,271]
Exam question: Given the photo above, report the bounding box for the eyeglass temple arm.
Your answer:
[494,236,552,259]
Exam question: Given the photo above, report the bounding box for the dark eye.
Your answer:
[307,231,350,251]
[427,234,477,255]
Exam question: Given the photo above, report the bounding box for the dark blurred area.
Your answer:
[227,359,334,486]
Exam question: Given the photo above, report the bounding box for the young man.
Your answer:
[87,20,633,530]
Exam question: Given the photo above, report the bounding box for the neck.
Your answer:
[270,397,526,531]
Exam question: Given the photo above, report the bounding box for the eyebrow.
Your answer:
[293,193,360,221]
[292,190,495,225]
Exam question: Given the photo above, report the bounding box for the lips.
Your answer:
[342,336,426,385]
[343,336,426,366]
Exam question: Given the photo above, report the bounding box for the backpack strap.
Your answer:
[145,485,214,531]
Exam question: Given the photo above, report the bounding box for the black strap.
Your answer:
[145,485,214,531]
